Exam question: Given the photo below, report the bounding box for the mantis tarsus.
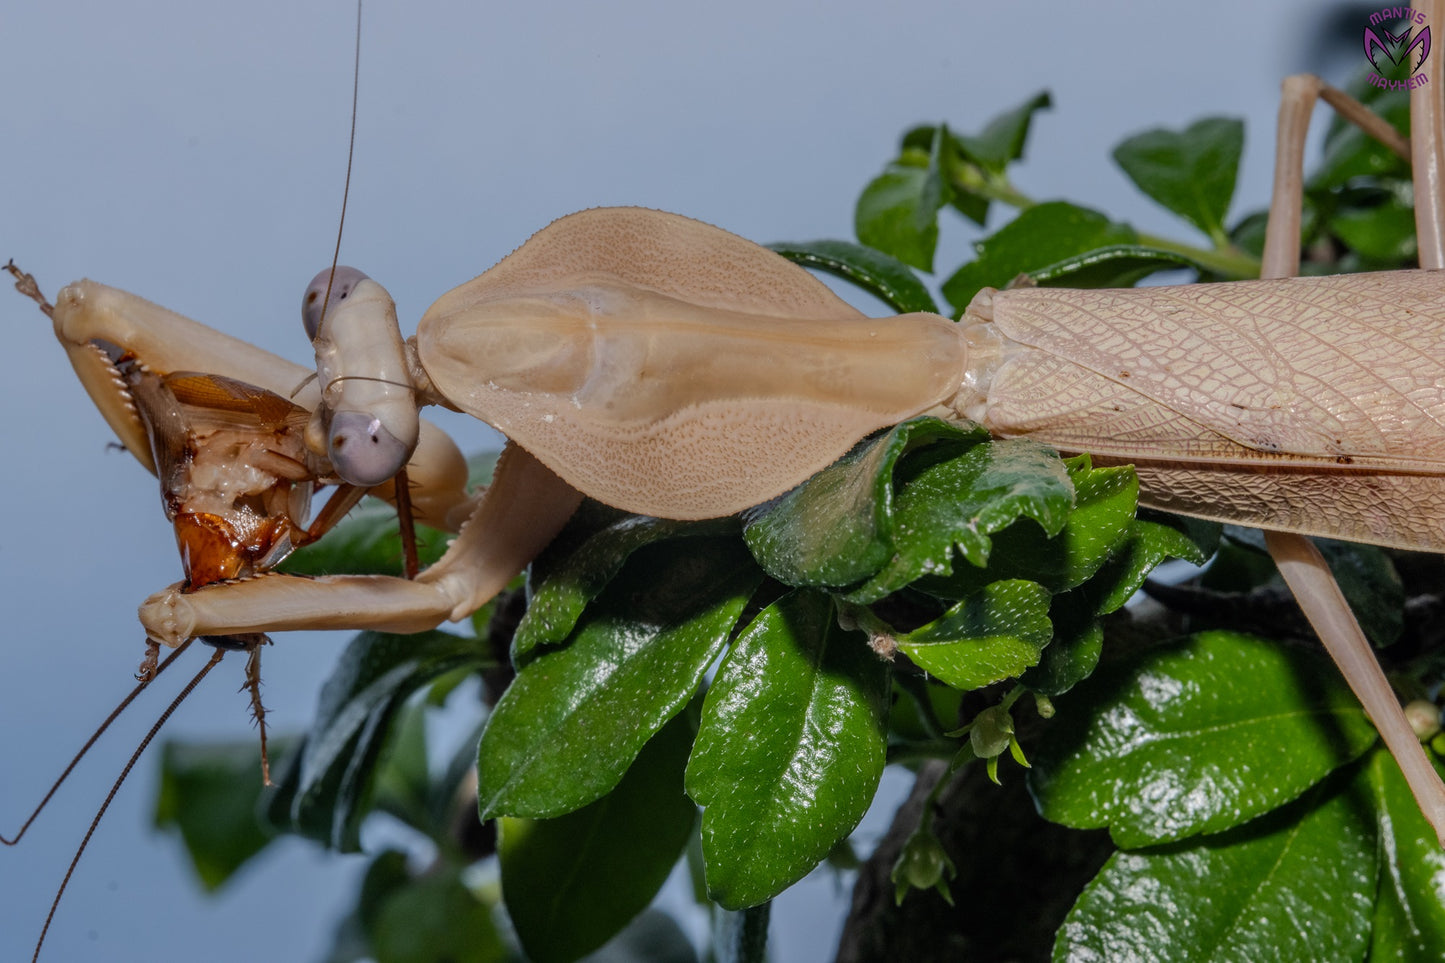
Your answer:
[5,1,1439,960]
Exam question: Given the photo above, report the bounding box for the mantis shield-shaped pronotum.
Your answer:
[5,1,1439,960]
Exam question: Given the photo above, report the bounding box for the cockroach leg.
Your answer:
[4,259,53,317]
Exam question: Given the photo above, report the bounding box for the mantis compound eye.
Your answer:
[327,410,412,486]
[302,265,370,341]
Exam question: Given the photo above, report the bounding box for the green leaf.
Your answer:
[846,438,1074,603]
[940,202,1138,314]
[515,509,738,660]
[1217,530,1404,649]
[1331,195,1418,261]
[1054,769,1376,963]
[154,738,283,891]
[1112,117,1244,243]
[263,629,488,850]
[1030,631,1379,847]
[280,500,451,576]
[768,239,939,314]
[1310,89,1409,190]
[282,453,497,577]
[743,417,987,589]
[1364,748,1445,959]
[1031,243,1202,289]
[686,591,889,908]
[355,850,411,942]
[479,538,760,818]
[369,867,504,963]
[899,125,988,225]
[896,580,1053,690]
[367,701,434,836]
[499,712,698,963]
[1081,510,1220,617]
[912,455,1136,601]
[1021,590,1104,697]
[1316,538,1404,648]
[954,91,1052,174]
[855,126,952,270]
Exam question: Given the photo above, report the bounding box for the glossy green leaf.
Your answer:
[1054,772,1375,963]
[913,455,1136,601]
[687,591,889,908]
[1082,510,1219,617]
[154,738,283,890]
[743,417,986,589]
[1032,243,1201,289]
[263,629,488,851]
[1021,590,1104,696]
[855,126,952,270]
[940,202,1137,313]
[1031,631,1378,846]
[1364,747,1445,960]
[1112,117,1244,243]
[954,90,1052,174]
[896,580,1053,690]
[768,239,939,314]
[846,438,1073,603]
[479,538,760,818]
[500,712,697,963]
[515,508,738,660]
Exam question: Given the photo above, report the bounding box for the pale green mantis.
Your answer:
[2,1,1445,960]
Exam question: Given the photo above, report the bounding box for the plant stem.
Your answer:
[1135,231,1260,279]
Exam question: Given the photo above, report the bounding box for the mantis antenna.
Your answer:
[300,0,422,576]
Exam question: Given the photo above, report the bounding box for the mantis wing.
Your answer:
[976,272,1445,550]
[416,208,964,519]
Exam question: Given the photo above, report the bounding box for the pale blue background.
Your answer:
[1,1,1350,960]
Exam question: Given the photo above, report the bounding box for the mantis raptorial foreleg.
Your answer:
[38,277,583,644]
[138,443,580,641]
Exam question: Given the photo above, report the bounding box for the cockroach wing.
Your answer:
[417,208,964,519]
[974,271,1445,550]
[118,368,322,585]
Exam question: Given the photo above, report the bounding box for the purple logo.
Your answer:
[1365,8,1432,90]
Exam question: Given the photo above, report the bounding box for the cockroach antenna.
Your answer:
[30,642,225,963]
[0,640,193,848]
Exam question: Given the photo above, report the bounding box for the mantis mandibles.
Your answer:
[8,3,1445,954]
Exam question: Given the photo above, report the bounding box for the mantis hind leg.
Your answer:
[1258,24,1445,844]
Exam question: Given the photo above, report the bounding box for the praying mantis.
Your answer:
[3,1,1437,961]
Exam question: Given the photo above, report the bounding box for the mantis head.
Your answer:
[302,266,421,487]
